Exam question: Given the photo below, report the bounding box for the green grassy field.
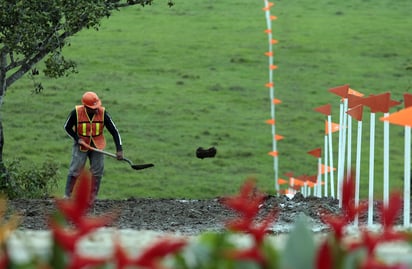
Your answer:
[3,0,412,199]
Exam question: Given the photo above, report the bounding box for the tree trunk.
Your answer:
[0,53,8,180]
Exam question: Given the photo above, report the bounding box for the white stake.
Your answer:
[368,112,376,227]
[354,120,363,226]
[324,135,329,197]
[404,126,411,227]
[383,112,390,207]
[317,157,322,197]
[338,99,348,208]
[346,115,352,180]
[327,115,335,198]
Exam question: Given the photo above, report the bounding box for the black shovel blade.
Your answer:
[131,163,154,170]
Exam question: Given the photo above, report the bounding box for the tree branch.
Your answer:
[5,31,72,88]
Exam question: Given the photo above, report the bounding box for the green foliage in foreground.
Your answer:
[2,0,412,199]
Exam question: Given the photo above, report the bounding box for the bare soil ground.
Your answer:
[7,194,383,235]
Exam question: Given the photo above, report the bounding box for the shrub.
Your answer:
[0,159,59,199]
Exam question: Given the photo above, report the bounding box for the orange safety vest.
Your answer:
[75,105,106,151]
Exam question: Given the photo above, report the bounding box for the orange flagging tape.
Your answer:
[270,64,278,70]
[271,39,279,44]
[275,134,284,141]
[262,2,274,11]
[265,51,273,57]
[266,119,275,125]
[272,98,281,104]
[270,15,278,20]
[265,82,274,88]
[268,151,278,157]
[277,178,288,185]
[293,178,306,187]
[321,164,336,174]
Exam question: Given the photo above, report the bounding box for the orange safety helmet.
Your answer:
[82,91,101,109]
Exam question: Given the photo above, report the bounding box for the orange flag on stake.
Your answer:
[306,181,316,188]
[389,99,402,111]
[329,84,350,98]
[265,82,274,88]
[268,151,278,157]
[306,175,319,183]
[263,1,274,9]
[321,164,336,174]
[347,93,364,109]
[363,92,400,113]
[278,178,288,185]
[325,121,340,134]
[380,106,412,127]
[346,104,364,122]
[273,98,282,104]
[266,119,275,125]
[348,88,364,97]
[275,134,284,141]
[404,93,412,108]
[293,178,306,187]
[307,148,322,158]
[314,104,331,116]
[374,92,391,113]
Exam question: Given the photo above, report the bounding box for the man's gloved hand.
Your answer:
[78,139,86,146]
[116,151,124,160]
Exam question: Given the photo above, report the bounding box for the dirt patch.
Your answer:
[7,194,384,235]
[6,194,336,234]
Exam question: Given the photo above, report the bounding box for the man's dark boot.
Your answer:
[91,176,102,203]
[64,176,77,198]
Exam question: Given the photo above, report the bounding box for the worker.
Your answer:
[63,91,123,199]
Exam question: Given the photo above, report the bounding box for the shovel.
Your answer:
[82,142,154,171]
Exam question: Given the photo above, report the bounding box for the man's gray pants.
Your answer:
[64,143,104,197]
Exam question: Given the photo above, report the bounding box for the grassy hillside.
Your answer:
[3,0,412,199]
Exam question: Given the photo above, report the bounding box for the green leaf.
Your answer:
[281,213,316,269]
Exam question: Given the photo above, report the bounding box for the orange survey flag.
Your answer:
[308,148,322,158]
[321,164,336,174]
[314,104,331,116]
[380,106,412,127]
[325,121,340,135]
[329,84,350,98]
[346,104,364,122]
